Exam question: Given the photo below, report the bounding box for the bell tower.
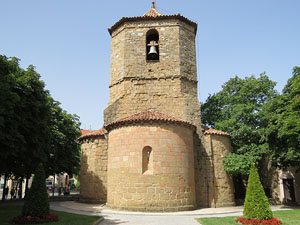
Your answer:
[79,2,235,210]
[104,2,201,132]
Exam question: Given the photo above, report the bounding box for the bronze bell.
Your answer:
[148,45,158,55]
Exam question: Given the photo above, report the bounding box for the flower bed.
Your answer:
[12,214,59,224]
[236,217,282,225]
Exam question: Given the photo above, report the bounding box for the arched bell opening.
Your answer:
[146,29,159,61]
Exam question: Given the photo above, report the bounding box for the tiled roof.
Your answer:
[79,121,229,139]
[201,126,230,136]
[105,110,195,131]
[78,129,104,141]
[80,129,92,135]
[108,3,197,35]
[143,2,163,17]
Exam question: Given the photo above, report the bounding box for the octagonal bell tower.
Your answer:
[104,2,201,132]
[78,2,236,210]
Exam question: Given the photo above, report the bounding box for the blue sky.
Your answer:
[1,0,299,129]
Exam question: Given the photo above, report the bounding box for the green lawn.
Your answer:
[0,204,102,225]
[196,209,300,225]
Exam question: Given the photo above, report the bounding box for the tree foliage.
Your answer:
[243,163,273,220]
[22,164,49,217]
[0,56,21,176]
[0,55,50,179]
[263,67,300,171]
[0,55,81,183]
[46,98,81,176]
[201,74,278,175]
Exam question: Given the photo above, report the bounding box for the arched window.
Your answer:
[142,146,153,174]
[146,29,159,61]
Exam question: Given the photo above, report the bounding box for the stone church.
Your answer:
[78,2,236,212]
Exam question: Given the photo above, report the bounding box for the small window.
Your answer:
[142,146,153,174]
[146,29,159,61]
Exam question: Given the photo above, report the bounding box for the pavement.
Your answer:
[50,201,297,225]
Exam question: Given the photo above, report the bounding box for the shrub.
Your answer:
[75,180,80,189]
[22,164,50,217]
[243,163,273,220]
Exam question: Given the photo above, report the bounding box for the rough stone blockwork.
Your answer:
[104,19,201,129]
[107,124,196,212]
[80,136,107,203]
[79,4,235,211]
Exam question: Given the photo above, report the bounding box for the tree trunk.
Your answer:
[19,177,23,199]
[25,176,30,198]
[52,174,55,196]
[1,173,7,201]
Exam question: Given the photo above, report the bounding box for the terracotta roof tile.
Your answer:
[108,2,197,35]
[80,123,229,139]
[143,2,163,17]
[108,14,197,35]
[80,129,92,135]
[105,110,195,131]
[78,128,104,141]
[201,126,230,136]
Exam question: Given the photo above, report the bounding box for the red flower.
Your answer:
[236,217,282,225]
[12,213,59,224]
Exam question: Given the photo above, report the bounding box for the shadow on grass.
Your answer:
[100,217,127,225]
[0,203,104,225]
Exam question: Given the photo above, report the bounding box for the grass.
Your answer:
[0,204,102,225]
[196,209,300,225]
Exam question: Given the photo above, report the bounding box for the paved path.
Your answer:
[50,201,296,225]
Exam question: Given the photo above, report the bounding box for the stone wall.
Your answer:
[280,168,300,203]
[105,78,200,128]
[179,21,197,81]
[100,13,234,211]
[195,134,235,207]
[259,159,281,204]
[107,123,196,212]
[80,136,108,203]
[105,18,201,133]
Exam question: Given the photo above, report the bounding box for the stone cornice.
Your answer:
[108,14,197,36]
[109,75,197,88]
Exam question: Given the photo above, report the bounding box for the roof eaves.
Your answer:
[104,110,195,132]
[108,14,197,35]
[201,126,230,136]
[78,129,105,141]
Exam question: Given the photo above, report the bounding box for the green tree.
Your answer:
[201,74,278,175]
[0,55,81,197]
[0,56,20,178]
[46,98,81,177]
[22,164,49,217]
[14,64,51,179]
[0,56,22,199]
[0,56,51,181]
[263,67,300,171]
[243,163,273,220]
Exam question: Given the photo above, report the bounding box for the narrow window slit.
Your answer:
[142,146,153,174]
